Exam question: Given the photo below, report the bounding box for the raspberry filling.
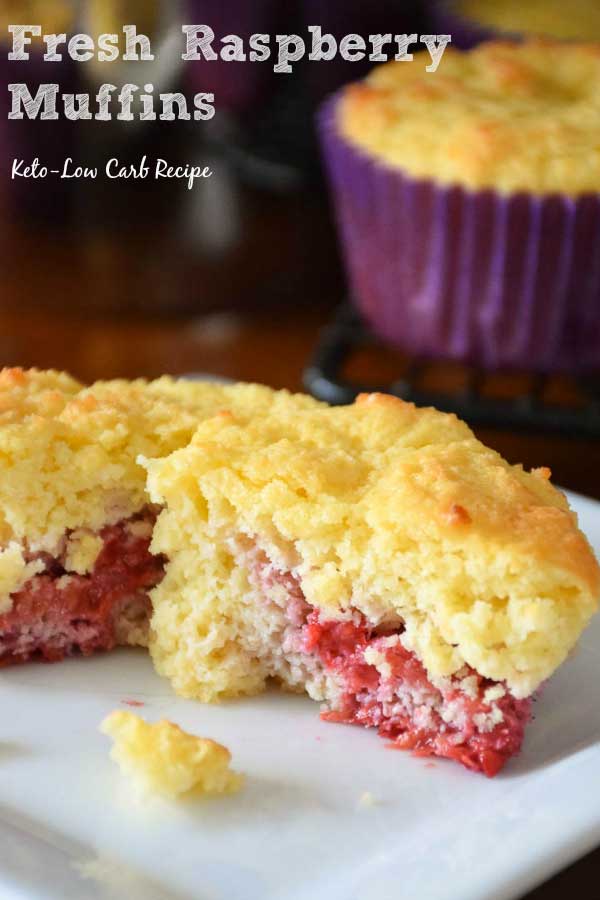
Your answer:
[0,508,164,664]
[251,551,531,777]
[0,515,532,776]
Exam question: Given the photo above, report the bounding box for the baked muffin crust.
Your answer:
[0,369,319,653]
[145,391,599,701]
[1,369,598,774]
[339,40,600,195]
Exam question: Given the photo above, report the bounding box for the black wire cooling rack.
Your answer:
[303,306,600,439]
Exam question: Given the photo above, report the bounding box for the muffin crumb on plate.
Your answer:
[100,711,244,799]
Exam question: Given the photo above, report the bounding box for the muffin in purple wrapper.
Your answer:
[319,40,600,373]
[430,0,600,48]
[1,1,78,225]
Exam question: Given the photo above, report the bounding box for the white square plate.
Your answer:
[1,491,599,900]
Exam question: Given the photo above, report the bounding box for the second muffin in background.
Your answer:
[320,40,600,372]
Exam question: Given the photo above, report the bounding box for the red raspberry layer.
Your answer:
[251,550,531,777]
[305,613,531,777]
[0,510,164,664]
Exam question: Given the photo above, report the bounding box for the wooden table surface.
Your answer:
[1,160,599,898]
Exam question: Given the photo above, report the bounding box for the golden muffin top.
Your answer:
[145,391,599,699]
[455,0,600,42]
[339,40,600,195]
[0,368,319,554]
[1,369,598,699]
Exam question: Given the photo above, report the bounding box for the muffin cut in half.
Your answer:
[144,392,599,777]
[0,368,317,664]
[0,370,597,777]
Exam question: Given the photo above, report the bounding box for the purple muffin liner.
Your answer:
[430,1,521,48]
[319,93,600,373]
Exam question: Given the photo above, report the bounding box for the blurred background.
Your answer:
[0,0,599,503]
[0,1,599,894]
[0,1,388,370]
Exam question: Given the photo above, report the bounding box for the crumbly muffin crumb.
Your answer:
[101,711,244,799]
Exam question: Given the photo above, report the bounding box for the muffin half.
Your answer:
[144,392,599,776]
[1,370,597,776]
[0,369,317,663]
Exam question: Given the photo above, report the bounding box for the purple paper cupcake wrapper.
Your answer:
[319,93,600,373]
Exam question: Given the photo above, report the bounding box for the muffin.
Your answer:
[0,368,318,664]
[144,390,598,776]
[433,0,600,49]
[320,40,600,371]
[2,369,598,776]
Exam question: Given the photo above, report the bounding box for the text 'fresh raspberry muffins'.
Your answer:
[319,40,600,372]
